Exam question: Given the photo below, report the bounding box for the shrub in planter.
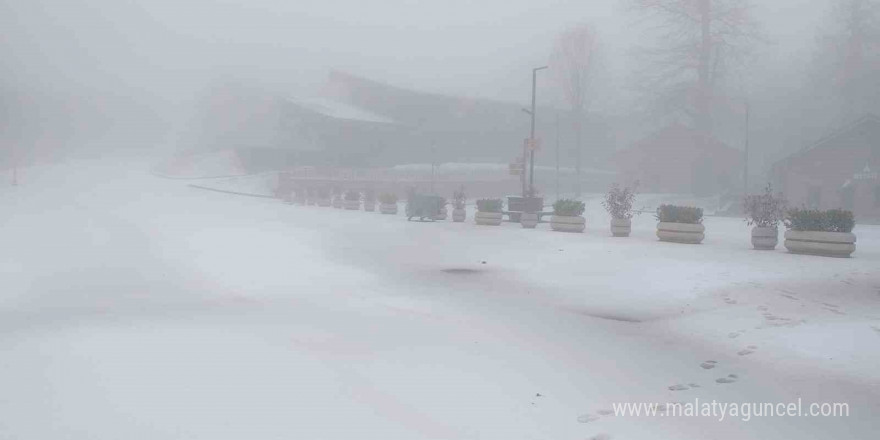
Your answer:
[551,199,586,233]
[783,208,856,257]
[316,187,332,207]
[378,192,398,214]
[343,190,361,210]
[475,198,503,226]
[452,187,467,222]
[602,183,637,237]
[743,184,786,250]
[655,204,704,244]
[434,197,448,220]
[363,189,377,212]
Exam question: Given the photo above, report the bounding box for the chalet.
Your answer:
[614,124,744,195]
[190,72,618,175]
[772,114,880,221]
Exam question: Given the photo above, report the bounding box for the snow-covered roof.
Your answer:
[288,96,395,124]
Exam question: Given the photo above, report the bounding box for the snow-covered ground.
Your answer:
[2,157,879,439]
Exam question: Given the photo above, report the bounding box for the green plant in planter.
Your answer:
[656,204,703,224]
[452,187,466,210]
[344,190,361,201]
[602,183,638,219]
[743,184,786,227]
[553,199,585,216]
[785,208,854,233]
[476,198,503,213]
[378,192,398,204]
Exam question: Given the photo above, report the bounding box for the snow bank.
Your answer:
[2,157,879,440]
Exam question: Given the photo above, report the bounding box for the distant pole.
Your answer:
[11,144,17,186]
[430,141,436,194]
[529,65,548,197]
[555,111,560,202]
[743,100,750,195]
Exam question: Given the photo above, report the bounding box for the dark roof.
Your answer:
[619,123,739,156]
[773,113,880,168]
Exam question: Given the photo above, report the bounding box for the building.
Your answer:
[614,123,744,195]
[188,72,618,179]
[771,114,880,221]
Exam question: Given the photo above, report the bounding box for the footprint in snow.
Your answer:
[577,414,600,423]
[716,374,739,384]
[668,384,690,391]
[871,326,880,334]
[596,409,614,416]
[723,297,738,305]
[728,331,742,338]
[738,346,757,356]
[700,360,718,369]
[589,434,612,440]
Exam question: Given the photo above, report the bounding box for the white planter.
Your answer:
[657,222,705,244]
[317,198,331,207]
[611,218,631,237]
[332,199,342,209]
[344,200,360,210]
[364,202,376,212]
[475,211,502,226]
[452,208,466,222]
[551,215,585,233]
[434,207,448,221]
[751,226,778,250]
[520,212,538,229]
[784,230,856,258]
[379,203,398,215]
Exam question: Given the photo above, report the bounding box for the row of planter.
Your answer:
[470,200,857,258]
[295,193,857,258]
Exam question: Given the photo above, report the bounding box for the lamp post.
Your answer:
[743,99,750,196]
[528,65,548,196]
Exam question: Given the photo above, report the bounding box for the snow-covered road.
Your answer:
[1,158,879,439]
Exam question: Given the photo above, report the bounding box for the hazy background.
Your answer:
[0,0,848,172]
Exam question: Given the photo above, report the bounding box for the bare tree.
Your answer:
[550,24,599,197]
[627,0,760,134]
[812,0,880,120]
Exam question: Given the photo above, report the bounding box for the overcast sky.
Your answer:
[1,0,831,108]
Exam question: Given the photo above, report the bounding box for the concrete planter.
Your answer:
[344,200,360,210]
[364,202,376,212]
[332,199,343,209]
[751,226,778,250]
[317,198,332,207]
[551,215,585,233]
[475,211,503,226]
[452,208,466,222]
[657,222,705,244]
[784,230,856,258]
[434,207,448,221]
[611,218,631,237]
[379,203,398,215]
[520,212,538,229]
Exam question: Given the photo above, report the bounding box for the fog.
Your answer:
[1,0,852,169]
[3,2,880,439]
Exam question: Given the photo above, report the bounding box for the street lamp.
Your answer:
[528,65,548,197]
